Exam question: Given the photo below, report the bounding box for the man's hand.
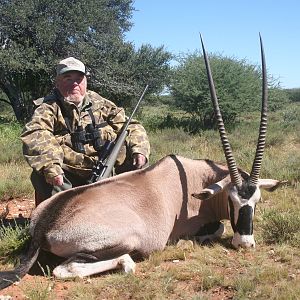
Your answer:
[46,174,64,186]
[132,153,147,169]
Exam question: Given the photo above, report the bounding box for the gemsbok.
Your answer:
[0,35,284,290]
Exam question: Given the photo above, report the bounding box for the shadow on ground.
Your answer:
[29,250,65,276]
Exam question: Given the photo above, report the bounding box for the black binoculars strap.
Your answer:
[63,116,74,133]
[87,108,96,128]
[57,98,107,133]
[57,102,94,133]
[87,108,108,129]
[63,108,95,133]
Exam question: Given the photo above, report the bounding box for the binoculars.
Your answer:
[71,124,103,154]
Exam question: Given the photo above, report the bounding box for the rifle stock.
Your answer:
[91,84,149,182]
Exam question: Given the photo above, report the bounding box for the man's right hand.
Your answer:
[46,174,64,186]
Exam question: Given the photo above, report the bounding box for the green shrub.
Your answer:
[0,222,30,264]
[285,88,300,102]
[281,104,300,128]
[261,210,300,247]
[0,121,23,163]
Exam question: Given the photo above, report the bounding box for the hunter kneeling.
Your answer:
[21,57,150,206]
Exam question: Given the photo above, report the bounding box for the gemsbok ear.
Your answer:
[192,176,231,200]
[258,179,288,192]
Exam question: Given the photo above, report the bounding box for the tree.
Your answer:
[90,43,172,107]
[0,0,172,122]
[170,51,289,128]
[285,88,300,102]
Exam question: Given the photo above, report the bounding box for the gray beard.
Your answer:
[65,94,85,106]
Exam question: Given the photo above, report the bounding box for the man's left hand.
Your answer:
[132,153,147,169]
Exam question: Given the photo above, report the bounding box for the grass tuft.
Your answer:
[261,210,300,247]
[0,162,33,199]
[20,264,55,300]
[0,222,30,265]
[0,122,23,163]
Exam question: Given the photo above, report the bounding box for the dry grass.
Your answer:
[0,162,33,199]
[57,224,300,300]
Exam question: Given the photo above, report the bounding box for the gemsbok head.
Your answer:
[192,34,279,248]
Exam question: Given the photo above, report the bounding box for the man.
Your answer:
[21,57,150,206]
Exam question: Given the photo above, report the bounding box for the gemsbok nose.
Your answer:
[232,233,256,249]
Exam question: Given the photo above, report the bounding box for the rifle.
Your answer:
[88,84,149,183]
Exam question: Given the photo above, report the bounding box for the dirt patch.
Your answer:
[0,197,35,220]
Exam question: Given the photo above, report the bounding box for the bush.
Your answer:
[281,104,300,128]
[285,88,300,102]
[261,210,300,247]
[170,52,290,131]
[0,121,23,163]
[0,222,30,264]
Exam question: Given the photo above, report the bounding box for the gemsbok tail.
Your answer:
[0,237,40,290]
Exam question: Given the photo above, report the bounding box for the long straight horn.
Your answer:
[200,34,242,188]
[249,34,268,185]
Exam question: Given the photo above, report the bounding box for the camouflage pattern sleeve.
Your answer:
[21,102,64,180]
[127,120,150,161]
[94,94,150,161]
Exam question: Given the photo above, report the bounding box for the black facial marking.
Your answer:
[228,197,236,232]
[228,182,257,235]
[236,205,254,235]
[238,182,257,199]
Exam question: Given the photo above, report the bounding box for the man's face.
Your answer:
[56,71,87,105]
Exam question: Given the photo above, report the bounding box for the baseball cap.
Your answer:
[56,57,86,76]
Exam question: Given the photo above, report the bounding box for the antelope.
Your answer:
[0,36,284,290]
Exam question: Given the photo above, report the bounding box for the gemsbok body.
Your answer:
[0,36,284,290]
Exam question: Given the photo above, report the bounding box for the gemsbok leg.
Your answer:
[53,253,136,278]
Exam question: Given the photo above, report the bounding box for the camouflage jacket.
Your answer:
[21,89,150,180]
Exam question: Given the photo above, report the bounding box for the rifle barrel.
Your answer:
[98,84,149,180]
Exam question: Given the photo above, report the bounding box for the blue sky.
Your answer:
[125,0,300,89]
